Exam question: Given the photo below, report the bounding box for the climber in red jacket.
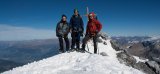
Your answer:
[81,12,102,53]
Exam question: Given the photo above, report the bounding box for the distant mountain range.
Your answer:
[111,36,160,68]
[0,39,60,73]
[0,59,23,73]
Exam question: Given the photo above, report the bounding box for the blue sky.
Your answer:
[0,0,160,40]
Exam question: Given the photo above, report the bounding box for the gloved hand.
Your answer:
[63,32,68,38]
[85,33,89,37]
[91,33,96,37]
[56,33,58,37]
[56,33,62,37]
[80,33,83,37]
[95,30,99,34]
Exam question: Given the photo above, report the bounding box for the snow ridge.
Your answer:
[2,40,144,74]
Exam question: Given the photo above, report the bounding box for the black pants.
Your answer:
[71,32,81,49]
[82,34,98,53]
[58,36,70,52]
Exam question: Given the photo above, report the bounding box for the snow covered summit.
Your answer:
[2,39,144,74]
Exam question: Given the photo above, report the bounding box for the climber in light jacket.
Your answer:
[56,14,70,53]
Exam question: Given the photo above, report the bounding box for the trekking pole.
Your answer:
[87,42,90,52]
[97,43,100,55]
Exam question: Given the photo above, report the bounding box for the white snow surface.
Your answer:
[133,56,148,63]
[2,40,145,74]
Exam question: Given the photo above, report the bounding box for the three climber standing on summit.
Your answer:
[56,9,102,54]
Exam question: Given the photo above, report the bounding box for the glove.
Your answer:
[91,33,96,37]
[95,30,99,34]
[63,32,68,38]
[56,33,61,37]
[56,34,59,37]
[80,33,83,37]
[64,34,67,38]
[85,33,89,37]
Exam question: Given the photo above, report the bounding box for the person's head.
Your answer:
[74,9,79,16]
[61,14,67,22]
[88,12,95,20]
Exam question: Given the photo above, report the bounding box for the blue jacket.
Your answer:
[70,14,84,33]
[56,20,70,37]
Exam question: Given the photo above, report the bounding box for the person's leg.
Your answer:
[93,35,98,54]
[58,37,64,52]
[71,33,76,49]
[76,33,80,50]
[64,36,70,51]
[82,35,90,51]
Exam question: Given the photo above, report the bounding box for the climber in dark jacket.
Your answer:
[56,14,70,53]
[70,9,84,51]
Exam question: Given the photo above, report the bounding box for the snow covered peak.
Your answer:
[2,40,144,74]
[147,35,160,41]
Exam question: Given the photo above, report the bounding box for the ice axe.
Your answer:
[87,42,90,52]
[82,7,98,21]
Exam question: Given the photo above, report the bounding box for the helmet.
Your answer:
[89,12,95,17]
[62,14,67,18]
[74,8,79,13]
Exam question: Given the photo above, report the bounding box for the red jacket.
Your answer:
[86,19,102,35]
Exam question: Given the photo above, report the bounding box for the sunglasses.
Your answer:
[89,16,93,18]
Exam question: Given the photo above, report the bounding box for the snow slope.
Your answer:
[2,40,144,74]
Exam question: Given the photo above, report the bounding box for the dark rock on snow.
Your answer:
[100,52,108,56]
[116,51,156,74]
